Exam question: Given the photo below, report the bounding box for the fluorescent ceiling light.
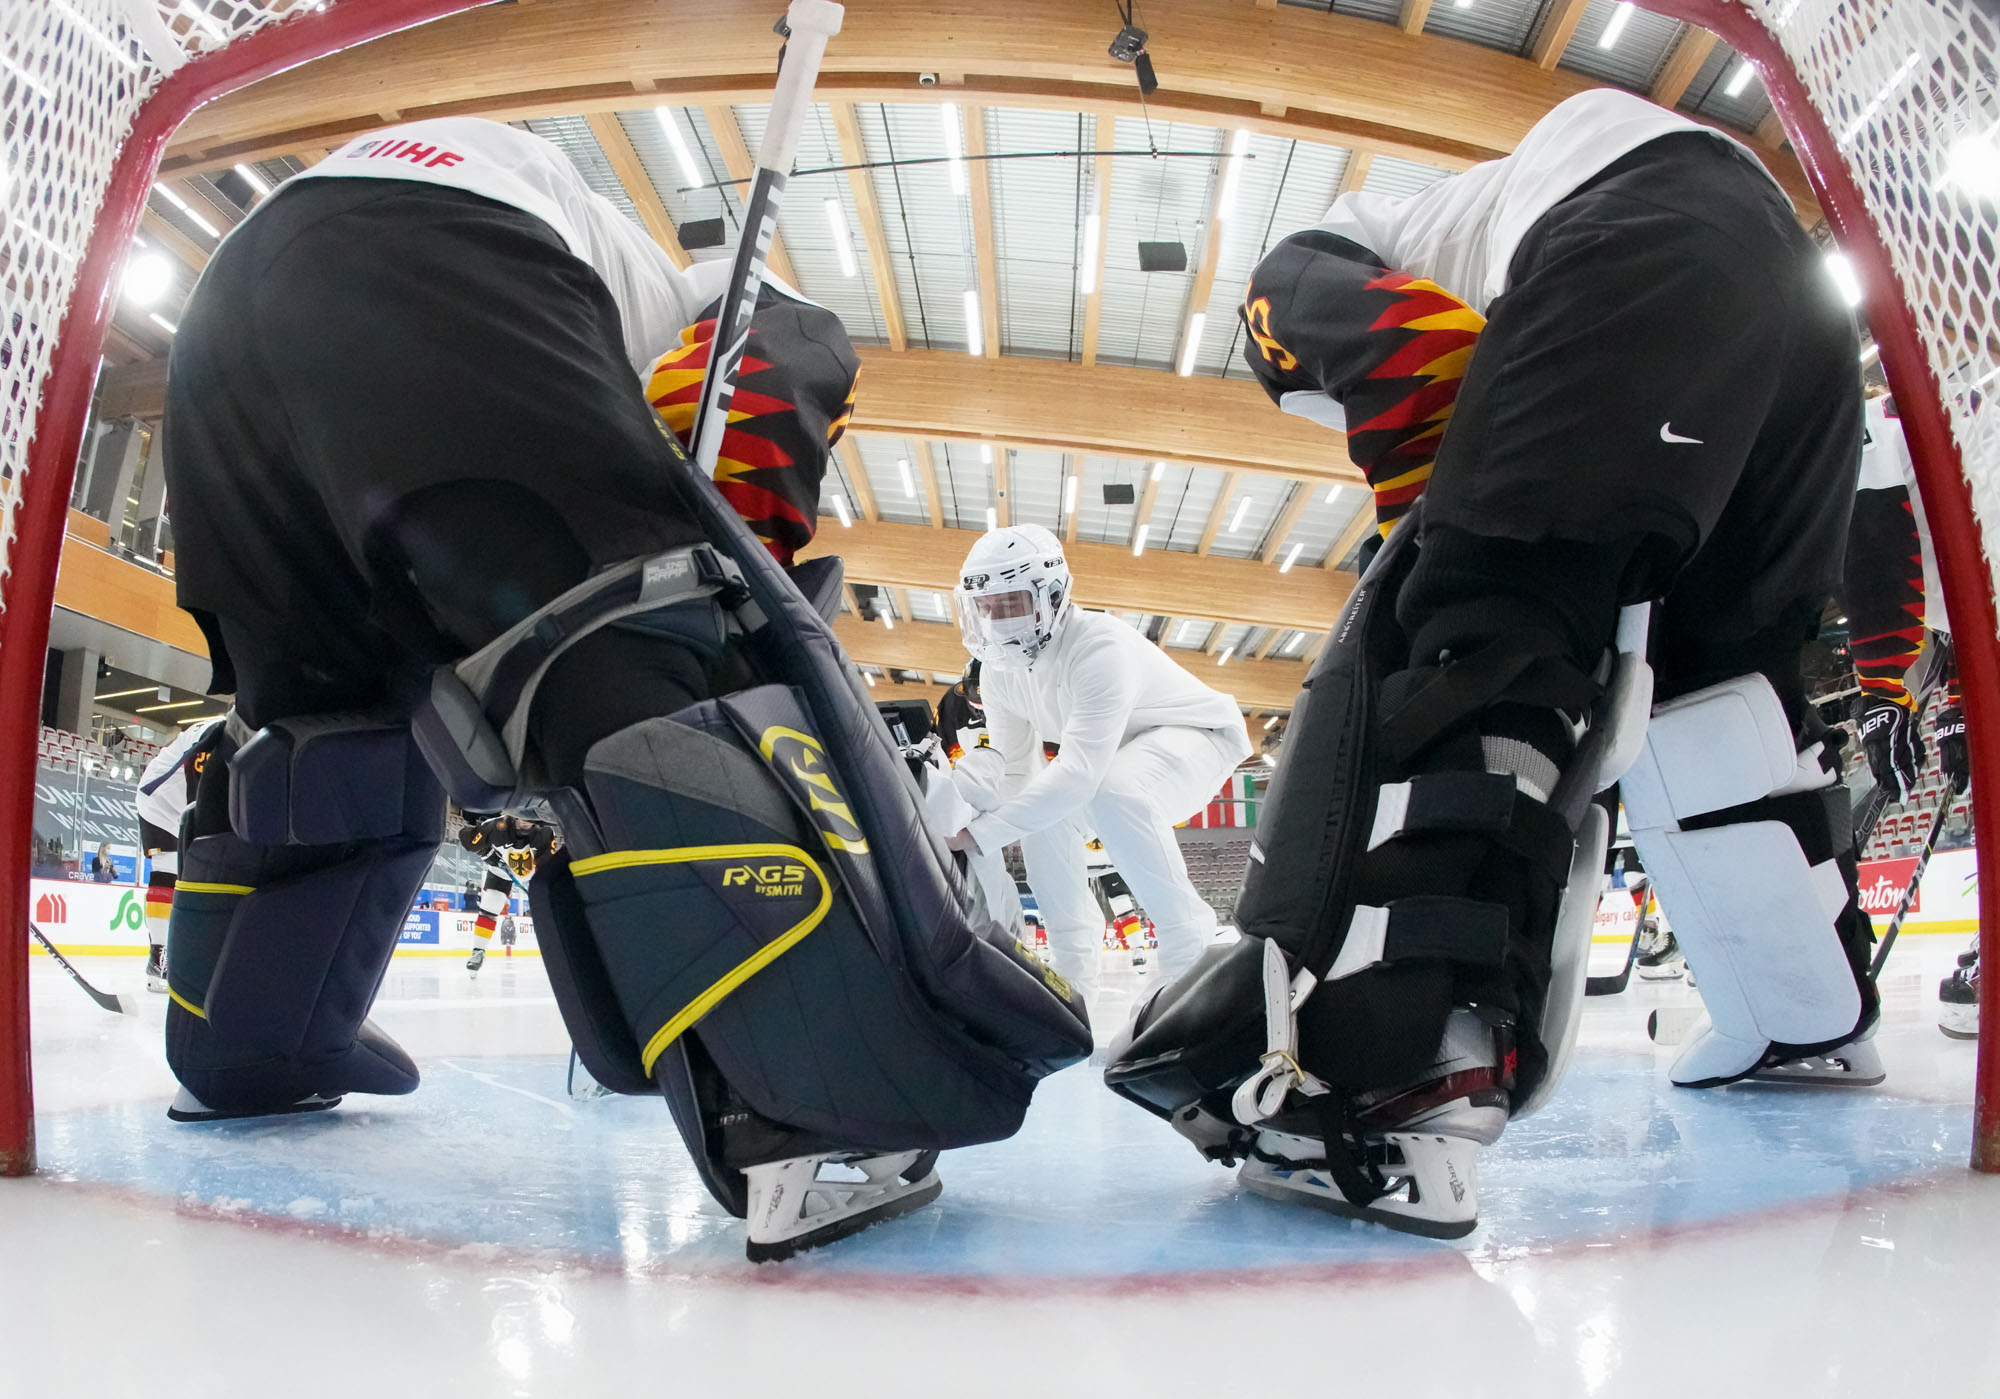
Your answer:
[1227,495,1251,533]
[122,251,172,307]
[655,107,703,187]
[864,671,876,687]
[1216,645,1235,666]
[154,183,218,238]
[1598,2,1634,50]
[981,443,993,464]
[1178,311,1206,376]
[147,313,178,335]
[1132,524,1150,556]
[1080,213,1102,295]
[1063,475,1079,516]
[1151,460,1165,482]
[1724,58,1756,98]
[897,457,916,498]
[942,104,967,195]
[830,494,852,527]
[824,198,858,277]
[1324,485,1340,504]
[1279,543,1302,574]
[964,287,984,356]
[1859,342,1880,366]
[232,162,271,199]
[985,506,998,531]
[1263,713,1281,730]
[1263,753,1278,767]
[1824,250,1863,307]
[1283,633,1303,655]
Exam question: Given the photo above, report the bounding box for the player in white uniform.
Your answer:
[134,719,224,993]
[947,526,1252,998]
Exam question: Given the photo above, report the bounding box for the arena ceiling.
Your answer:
[95,0,1803,716]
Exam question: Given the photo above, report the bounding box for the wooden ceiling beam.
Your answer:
[584,112,691,269]
[702,104,800,290]
[1649,27,1719,108]
[802,516,1352,633]
[1338,149,1375,196]
[141,210,210,274]
[158,0,1817,219]
[1325,495,1378,570]
[1178,132,1237,377]
[1261,481,1314,565]
[1398,0,1436,37]
[915,440,947,528]
[830,102,909,351]
[960,104,1002,359]
[1196,471,1238,556]
[1530,0,1592,71]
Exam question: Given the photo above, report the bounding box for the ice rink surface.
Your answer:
[5,937,1997,1398]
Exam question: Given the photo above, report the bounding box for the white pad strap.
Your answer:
[1231,939,1326,1126]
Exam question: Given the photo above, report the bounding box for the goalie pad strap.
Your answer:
[1368,773,1574,885]
[1378,631,1598,763]
[1328,897,1510,982]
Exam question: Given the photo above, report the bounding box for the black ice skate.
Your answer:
[167,1087,342,1122]
[1237,1008,1509,1240]
[145,945,168,994]
[1635,924,1684,981]
[1940,955,1980,1040]
[466,946,485,975]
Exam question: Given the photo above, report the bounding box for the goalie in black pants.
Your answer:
[1106,89,1869,1237]
[159,115,1087,1259]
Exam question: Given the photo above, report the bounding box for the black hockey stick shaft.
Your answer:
[1585,920,1641,995]
[1868,786,1957,981]
[29,923,129,1014]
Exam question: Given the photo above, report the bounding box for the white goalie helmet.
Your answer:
[955,525,1073,670]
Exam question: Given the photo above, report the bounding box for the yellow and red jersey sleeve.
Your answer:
[1239,229,1484,538]
[1843,481,1927,709]
[646,286,861,566]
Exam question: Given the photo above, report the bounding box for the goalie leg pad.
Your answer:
[165,729,442,1117]
[1621,675,1877,1087]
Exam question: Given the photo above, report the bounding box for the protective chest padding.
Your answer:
[562,685,1088,1153]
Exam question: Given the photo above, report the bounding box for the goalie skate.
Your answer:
[1939,956,1979,1040]
[744,1149,943,1262]
[1746,1024,1885,1086]
[1238,1009,1507,1240]
[167,1087,342,1122]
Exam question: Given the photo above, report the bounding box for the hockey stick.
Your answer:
[1868,784,1958,981]
[1852,780,1892,849]
[686,0,845,478]
[1585,924,1641,996]
[29,923,135,1015]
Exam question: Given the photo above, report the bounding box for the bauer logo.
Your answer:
[721,864,811,898]
[757,726,870,854]
[1856,857,1921,915]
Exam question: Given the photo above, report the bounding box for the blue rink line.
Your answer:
[32,1052,1973,1283]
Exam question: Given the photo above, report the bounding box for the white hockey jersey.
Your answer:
[1858,393,1948,633]
[969,610,1253,852]
[292,118,732,378]
[1318,89,1782,315]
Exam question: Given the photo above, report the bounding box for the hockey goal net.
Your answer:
[1,0,1996,1172]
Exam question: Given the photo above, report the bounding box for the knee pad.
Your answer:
[166,715,444,1115]
[1621,675,1875,1086]
[1107,510,1636,1147]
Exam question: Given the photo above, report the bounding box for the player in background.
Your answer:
[158,115,857,1121]
[948,526,1252,999]
[134,719,224,994]
[1843,388,1975,1036]
[1106,88,1868,1236]
[455,813,557,974]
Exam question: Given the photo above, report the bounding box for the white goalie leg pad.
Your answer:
[1620,675,1862,1087]
[743,1150,943,1262]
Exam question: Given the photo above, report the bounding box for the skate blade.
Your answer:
[167,1091,342,1123]
[1747,1056,1885,1088]
[1239,1149,1478,1241]
[745,1173,943,1263]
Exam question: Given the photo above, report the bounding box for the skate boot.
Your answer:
[744,1149,943,1262]
[1746,1019,1885,1086]
[1940,955,1980,1040]
[145,944,168,994]
[1238,1009,1509,1240]
[1635,924,1684,981]
[466,946,485,975]
[168,1087,342,1122]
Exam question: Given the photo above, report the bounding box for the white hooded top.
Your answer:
[293,117,733,378]
[968,609,1254,852]
[1317,89,1782,315]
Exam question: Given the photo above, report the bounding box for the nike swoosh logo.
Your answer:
[1659,423,1703,444]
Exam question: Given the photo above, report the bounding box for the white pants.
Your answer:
[1013,726,1237,997]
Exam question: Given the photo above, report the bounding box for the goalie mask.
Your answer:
[956,526,1072,670]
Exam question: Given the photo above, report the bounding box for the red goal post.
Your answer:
[1,0,1996,1176]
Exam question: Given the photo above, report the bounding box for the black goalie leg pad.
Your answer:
[165,724,442,1118]
[1107,509,1604,1137]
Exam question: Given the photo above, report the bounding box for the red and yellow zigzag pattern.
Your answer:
[1351,272,1485,536]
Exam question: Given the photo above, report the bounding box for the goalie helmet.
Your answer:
[956,526,1072,670]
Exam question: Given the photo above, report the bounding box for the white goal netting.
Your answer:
[0,0,312,624]
[1741,0,1999,598]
